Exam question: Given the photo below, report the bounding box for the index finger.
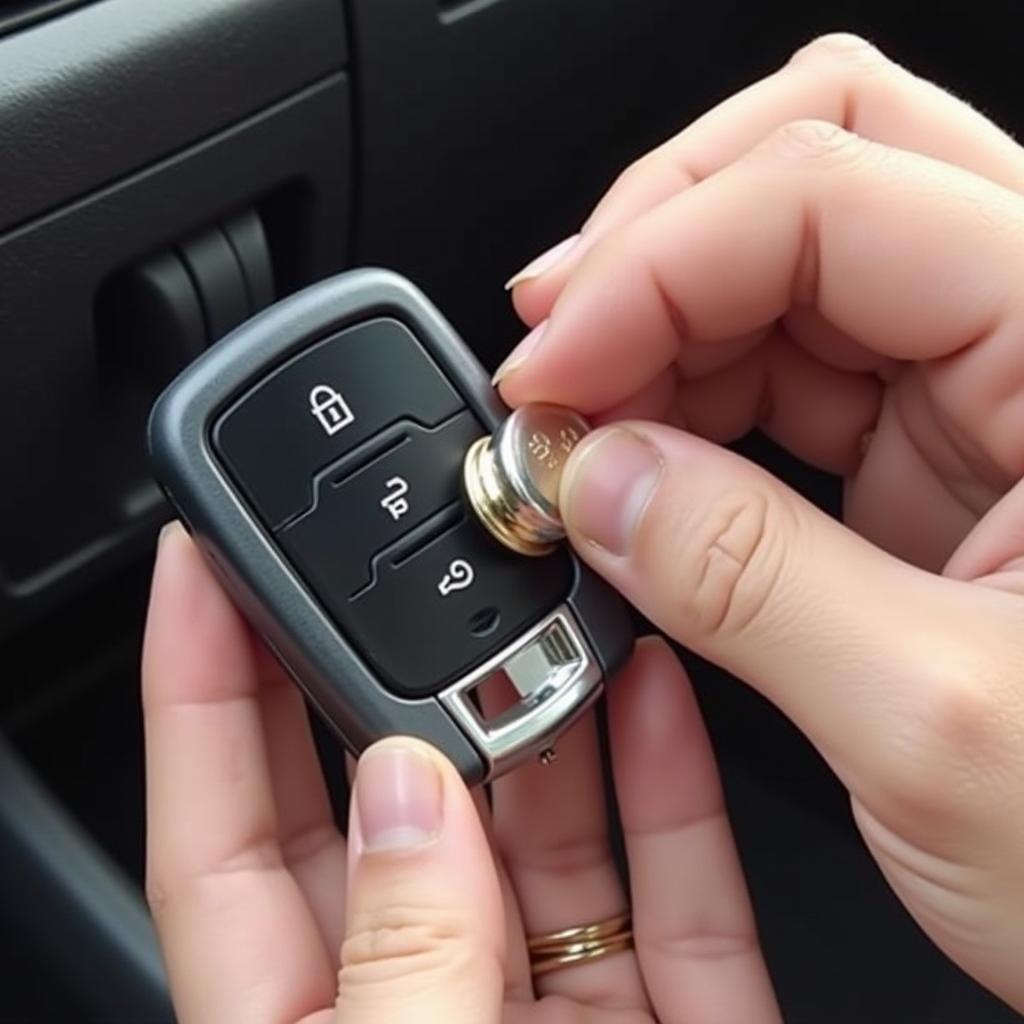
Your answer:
[498,121,1024,450]
[511,33,1024,325]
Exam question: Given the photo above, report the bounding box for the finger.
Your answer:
[338,737,505,1024]
[507,32,1024,323]
[470,787,533,1003]
[592,364,678,427]
[487,710,647,1009]
[670,330,881,476]
[255,644,348,958]
[498,123,1024,421]
[844,384,985,571]
[590,330,767,424]
[943,475,1024,588]
[558,422,1020,829]
[609,637,780,1024]
[142,524,335,1023]
[348,738,536,999]
[782,305,897,375]
[600,331,882,477]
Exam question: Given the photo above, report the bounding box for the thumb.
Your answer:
[336,738,505,1024]
[559,423,1008,787]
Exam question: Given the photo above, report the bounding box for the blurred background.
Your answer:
[0,1,1021,1020]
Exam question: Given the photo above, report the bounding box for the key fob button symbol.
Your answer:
[438,558,474,596]
[309,384,354,436]
[380,476,410,520]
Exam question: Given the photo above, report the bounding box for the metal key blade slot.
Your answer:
[438,607,603,775]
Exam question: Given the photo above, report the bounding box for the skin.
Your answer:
[143,524,779,1022]
[143,31,1024,1021]
[498,31,1024,1014]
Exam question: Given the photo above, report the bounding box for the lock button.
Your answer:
[308,384,355,435]
[212,318,463,529]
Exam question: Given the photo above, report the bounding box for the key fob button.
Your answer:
[345,515,574,698]
[212,318,463,528]
[278,411,484,601]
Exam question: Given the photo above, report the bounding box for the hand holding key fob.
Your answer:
[148,268,634,783]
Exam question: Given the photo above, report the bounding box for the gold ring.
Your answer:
[528,912,633,976]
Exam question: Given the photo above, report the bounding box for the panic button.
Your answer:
[212,318,463,529]
[344,515,573,699]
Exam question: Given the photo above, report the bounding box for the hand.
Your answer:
[142,523,780,1023]
[497,33,1024,1012]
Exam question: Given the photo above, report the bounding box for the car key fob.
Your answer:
[147,268,634,783]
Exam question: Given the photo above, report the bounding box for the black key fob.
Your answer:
[147,268,634,783]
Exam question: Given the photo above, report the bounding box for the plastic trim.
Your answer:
[0,737,171,1021]
[0,0,347,230]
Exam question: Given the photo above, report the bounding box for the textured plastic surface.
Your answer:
[0,737,172,1021]
[0,75,352,639]
[149,269,634,782]
[178,230,251,342]
[0,0,347,231]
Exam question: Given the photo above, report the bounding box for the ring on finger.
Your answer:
[528,912,634,976]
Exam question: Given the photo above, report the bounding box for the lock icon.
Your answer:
[309,384,354,436]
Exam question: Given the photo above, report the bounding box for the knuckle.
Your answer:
[609,156,650,195]
[503,831,611,879]
[767,118,872,167]
[611,149,695,197]
[340,905,478,989]
[881,658,1009,818]
[790,32,889,72]
[677,487,792,640]
[924,669,1001,753]
[143,876,169,918]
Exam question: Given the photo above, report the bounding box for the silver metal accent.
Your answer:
[438,604,602,778]
[463,404,590,556]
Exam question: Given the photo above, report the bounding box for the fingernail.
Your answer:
[504,234,580,290]
[356,742,442,852]
[158,521,180,546]
[491,319,547,385]
[562,428,663,556]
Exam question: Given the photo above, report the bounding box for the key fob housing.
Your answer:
[148,268,634,783]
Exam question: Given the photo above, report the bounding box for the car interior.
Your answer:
[1,1,1022,1020]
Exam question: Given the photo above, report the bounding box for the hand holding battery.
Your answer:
[140,29,1024,1019]
[501,32,1024,1015]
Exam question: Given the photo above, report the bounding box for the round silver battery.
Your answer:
[463,403,591,556]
